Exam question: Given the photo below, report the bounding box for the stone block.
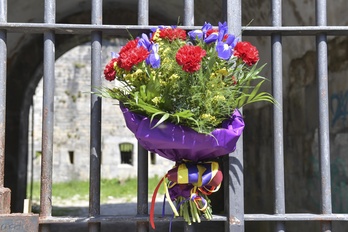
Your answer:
[0,187,11,214]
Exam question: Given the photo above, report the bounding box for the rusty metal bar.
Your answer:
[39,0,55,225]
[89,0,102,232]
[271,0,285,232]
[0,0,7,189]
[223,0,244,232]
[316,0,332,232]
[136,1,149,232]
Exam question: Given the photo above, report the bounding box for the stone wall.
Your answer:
[28,39,173,183]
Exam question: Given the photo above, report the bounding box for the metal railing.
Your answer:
[0,0,347,231]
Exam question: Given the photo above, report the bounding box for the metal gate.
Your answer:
[0,0,348,231]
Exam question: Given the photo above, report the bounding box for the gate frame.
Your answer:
[0,0,347,231]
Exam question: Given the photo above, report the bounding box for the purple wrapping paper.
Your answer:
[120,104,245,162]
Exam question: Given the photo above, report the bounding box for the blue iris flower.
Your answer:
[138,33,161,68]
[216,34,238,60]
[188,22,213,41]
[188,29,203,40]
[215,22,239,60]
[146,43,160,68]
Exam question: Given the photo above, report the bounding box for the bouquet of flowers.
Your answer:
[99,22,274,228]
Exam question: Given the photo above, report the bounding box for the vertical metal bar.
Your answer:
[316,0,332,231]
[40,0,55,219]
[223,1,244,232]
[137,1,149,232]
[0,0,7,189]
[89,1,102,232]
[271,0,285,232]
[40,1,55,232]
[184,0,194,26]
[30,98,35,203]
[183,2,195,231]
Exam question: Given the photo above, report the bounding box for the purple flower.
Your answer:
[188,22,213,41]
[216,34,239,60]
[138,33,151,49]
[188,29,203,40]
[138,33,161,68]
[204,32,219,44]
[146,43,160,68]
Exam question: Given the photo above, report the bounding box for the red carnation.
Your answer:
[159,28,187,41]
[119,39,139,54]
[117,47,149,70]
[233,41,259,66]
[104,58,118,81]
[176,45,206,73]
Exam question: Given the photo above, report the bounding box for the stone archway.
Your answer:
[4,4,181,213]
[5,0,228,213]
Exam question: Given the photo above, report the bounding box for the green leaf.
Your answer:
[151,113,170,128]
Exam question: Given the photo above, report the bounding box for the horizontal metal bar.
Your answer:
[2,23,348,36]
[245,214,348,221]
[39,215,227,224]
[242,26,348,36]
[39,213,348,224]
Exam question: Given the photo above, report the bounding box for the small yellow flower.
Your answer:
[152,29,161,42]
[200,114,217,123]
[213,95,226,102]
[169,74,180,80]
[217,68,228,76]
[152,97,161,105]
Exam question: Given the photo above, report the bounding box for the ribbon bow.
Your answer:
[150,161,223,229]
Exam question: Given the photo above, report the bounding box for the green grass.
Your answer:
[28,176,163,204]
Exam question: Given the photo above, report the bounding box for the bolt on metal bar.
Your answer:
[223,0,244,232]
[271,0,285,232]
[89,0,102,232]
[39,1,55,227]
[316,0,332,231]
[0,0,7,188]
[137,1,149,232]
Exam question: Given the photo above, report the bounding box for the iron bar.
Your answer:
[40,0,55,221]
[89,1,102,232]
[223,1,244,232]
[316,0,332,231]
[271,0,285,232]
[38,213,348,224]
[184,0,194,26]
[183,2,195,231]
[136,145,149,232]
[137,1,149,232]
[3,23,348,36]
[0,0,7,188]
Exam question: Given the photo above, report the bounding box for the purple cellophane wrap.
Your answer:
[120,104,245,162]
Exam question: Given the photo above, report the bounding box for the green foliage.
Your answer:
[28,176,162,204]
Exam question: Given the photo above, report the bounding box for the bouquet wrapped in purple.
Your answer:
[98,21,274,228]
[121,104,244,227]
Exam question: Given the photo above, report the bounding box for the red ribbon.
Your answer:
[150,175,165,229]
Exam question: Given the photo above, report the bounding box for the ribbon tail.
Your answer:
[164,178,179,217]
[150,175,165,229]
